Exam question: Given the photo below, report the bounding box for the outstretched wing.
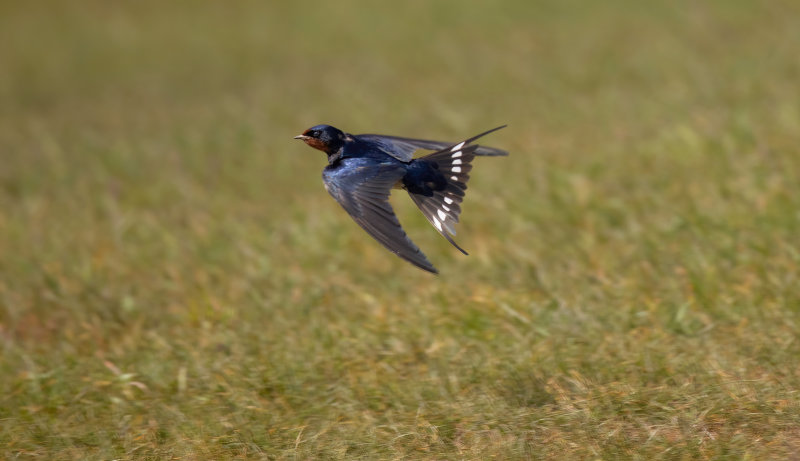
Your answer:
[322,158,438,274]
[355,125,508,162]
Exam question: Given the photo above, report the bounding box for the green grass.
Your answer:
[2,0,800,459]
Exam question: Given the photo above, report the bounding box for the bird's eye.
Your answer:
[306,130,318,137]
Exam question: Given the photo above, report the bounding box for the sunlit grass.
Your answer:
[2,1,799,459]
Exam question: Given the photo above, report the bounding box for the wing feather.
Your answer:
[322,159,438,273]
[355,125,508,162]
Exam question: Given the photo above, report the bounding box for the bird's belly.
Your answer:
[401,160,447,196]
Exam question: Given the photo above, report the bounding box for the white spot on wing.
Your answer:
[452,151,462,158]
[444,197,453,204]
[452,166,461,173]
[437,209,446,220]
[451,142,465,152]
[433,217,443,232]
[451,175,458,181]
[453,159,462,165]
[442,204,450,211]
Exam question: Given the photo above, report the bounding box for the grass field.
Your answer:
[2,1,800,459]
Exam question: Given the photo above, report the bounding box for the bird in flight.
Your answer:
[294,124,507,274]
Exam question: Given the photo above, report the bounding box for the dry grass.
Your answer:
[2,1,800,459]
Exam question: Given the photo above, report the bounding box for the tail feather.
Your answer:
[406,126,506,254]
[455,125,508,156]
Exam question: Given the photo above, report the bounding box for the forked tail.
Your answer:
[406,126,507,254]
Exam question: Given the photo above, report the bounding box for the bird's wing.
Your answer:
[355,125,508,162]
[322,159,438,273]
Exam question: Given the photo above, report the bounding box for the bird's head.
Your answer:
[294,125,347,155]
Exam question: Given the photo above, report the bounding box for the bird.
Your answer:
[294,124,507,274]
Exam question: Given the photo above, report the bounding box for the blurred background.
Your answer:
[1,1,799,458]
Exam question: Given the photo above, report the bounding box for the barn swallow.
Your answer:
[294,124,507,274]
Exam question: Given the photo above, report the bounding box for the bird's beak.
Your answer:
[294,135,309,140]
